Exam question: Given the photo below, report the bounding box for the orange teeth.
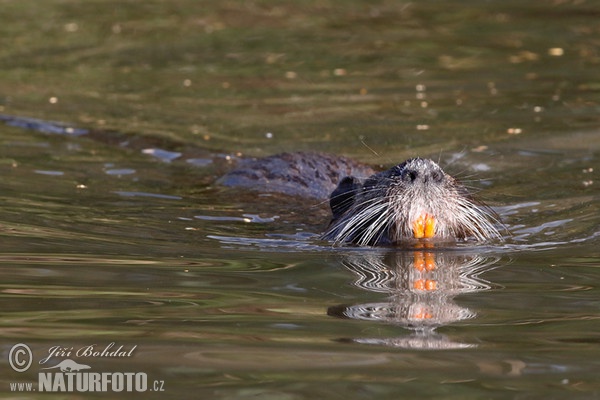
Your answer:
[413,213,436,239]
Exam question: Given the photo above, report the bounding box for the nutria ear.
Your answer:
[330,176,361,220]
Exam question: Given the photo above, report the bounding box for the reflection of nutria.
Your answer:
[321,157,502,246]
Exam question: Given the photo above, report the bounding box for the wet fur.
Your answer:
[321,158,502,246]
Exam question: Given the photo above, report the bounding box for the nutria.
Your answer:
[221,153,502,246]
[321,157,502,246]
[0,114,502,246]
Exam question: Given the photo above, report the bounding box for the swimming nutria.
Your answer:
[321,157,502,246]
[221,153,502,246]
[0,115,502,246]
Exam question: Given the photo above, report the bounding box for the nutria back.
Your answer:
[218,152,375,200]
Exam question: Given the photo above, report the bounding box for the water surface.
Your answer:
[0,1,599,398]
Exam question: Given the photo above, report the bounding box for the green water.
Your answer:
[1,1,599,398]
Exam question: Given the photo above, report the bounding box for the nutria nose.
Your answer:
[402,170,419,182]
[401,164,444,184]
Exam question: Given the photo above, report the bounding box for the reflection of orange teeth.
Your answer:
[424,252,435,271]
[425,279,437,291]
[413,309,433,319]
[413,279,437,291]
[414,253,425,271]
[413,252,436,271]
[414,279,425,290]
[413,213,436,239]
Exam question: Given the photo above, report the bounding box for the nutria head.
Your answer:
[321,158,502,246]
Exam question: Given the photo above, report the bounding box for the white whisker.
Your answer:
[321,157,504,246]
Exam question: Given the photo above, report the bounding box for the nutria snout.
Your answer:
[321,158,502,246]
